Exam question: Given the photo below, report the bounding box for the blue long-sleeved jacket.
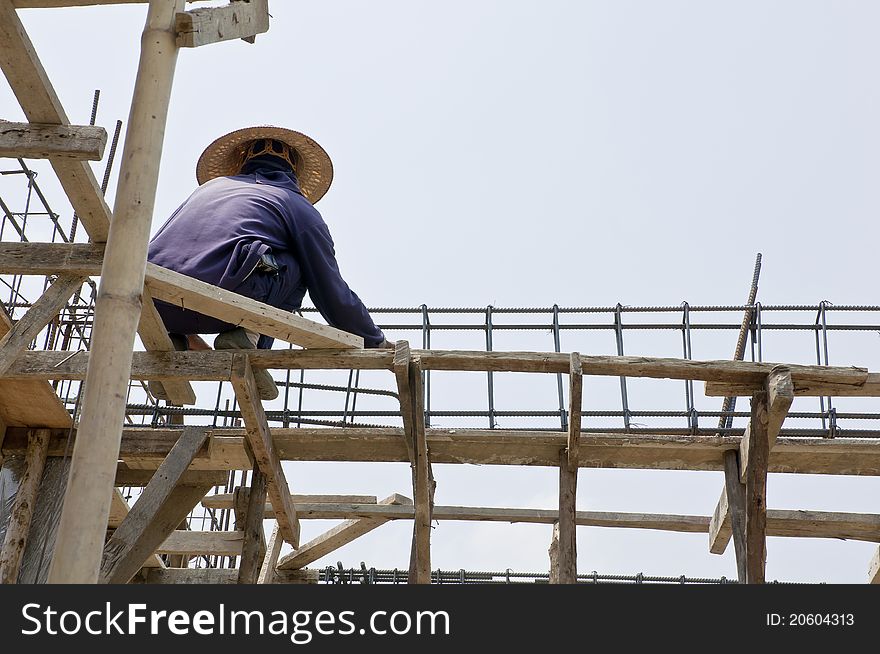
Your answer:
[147,169,385,347]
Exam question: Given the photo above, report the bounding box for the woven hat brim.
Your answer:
[196,126,334,203]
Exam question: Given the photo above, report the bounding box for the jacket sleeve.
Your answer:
[293,221,386,347]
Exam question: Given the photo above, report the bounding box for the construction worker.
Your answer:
[147,126,392,401]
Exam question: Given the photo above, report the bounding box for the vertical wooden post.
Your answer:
[556,352,581,584]
[722,450,748,583]
[238,469,268,584]
[409,356,433,584]
[548,522,560,584]
[0,429,49,584]
[744,391,769,584]
[257,523,283,584]
[48,0,185,584]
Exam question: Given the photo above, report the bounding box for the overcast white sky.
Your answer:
[3,1,880,582]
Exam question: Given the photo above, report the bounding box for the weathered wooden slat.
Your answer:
[140,567,319,585]
[7,426,880,477]
[137,296,196,405]
[156,530,244,557]
[0,122,107,160]
[745,391,770,584]
[0,429,49,583]
[567,352,582,469]
[706,374,880,398]
[556,450,577,584]
[176,0,269,47]
[393,341,417,467]
[739,367,793,482]
[146,263,362,349]
[409,355,432,584]
[230,355,299,545]
[0,305,72,429]
[99,427,214,584]
[201,493,378,511]
[258,524,282,584]
[277,494,411,570]
[417,350,869,387]
[724,451,747,581]
[237,467,268,584]
[115,467,222,488]
[0,275,85,377]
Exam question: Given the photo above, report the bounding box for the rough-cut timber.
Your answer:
[157,530,244,557]
[237,468,268,584]
[0,429,49,583]
[720,452,747,581]
[258,524,282,584]
[146,263,362,348]
[739,367,793,482]
[7,426,880,477]
[140,568,319,585]
[745,391,770,584]
[0,274,85,376]
[0,307,71,428]
[556,450,577,584]
[0,121,107,159]
[408,355,433,584]
[201,493,378,511]
[99,427,216,583]
[176,0,269,47]
[230,355,300,545]
[277,494,411,570]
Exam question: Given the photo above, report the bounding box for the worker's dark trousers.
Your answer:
[154,268,299,350]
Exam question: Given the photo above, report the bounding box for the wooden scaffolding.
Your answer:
[1,0,879,585]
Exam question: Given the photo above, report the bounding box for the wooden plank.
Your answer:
[409,356,432,584]
[870,548,880,584]
[0,305,71,428]
[0,121,107,160]
[393,341,417,466]
[258,523,282,584]
[277,494,411,570]
[146,263,362,349]
[137,295,196,405]
[13,0,154,6]
[0,428,49,583]
[10,425,880,477]
[416,350,869,387]
[237,466,268,584]
[706,374,880,398]
[202,493,378,511]
[0,275,84,377]
[176,0,269,47]
[556,450,577,584]
[115,467,223,488]
[724,452,748,582]
[1,348,393,381]
[567,352,582,469]
[99,426,211,584]
[156,530,244,557]
[230,354,299,545]
[740,367,793,483]
[141,567,319,585]
[744,391,770,584]
[108,491,164,569]
[548,522,560,584]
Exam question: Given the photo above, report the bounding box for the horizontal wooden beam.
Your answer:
[139,567,319,584]
[0,121,106,160]
[277,494,411,570]
[706,375,880,398]
[176,0,269,48]
[202,493,378,510]
[7,427,880,476]
[145,264,362,349]
[156,530,243,557]
[115,467,226,488]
